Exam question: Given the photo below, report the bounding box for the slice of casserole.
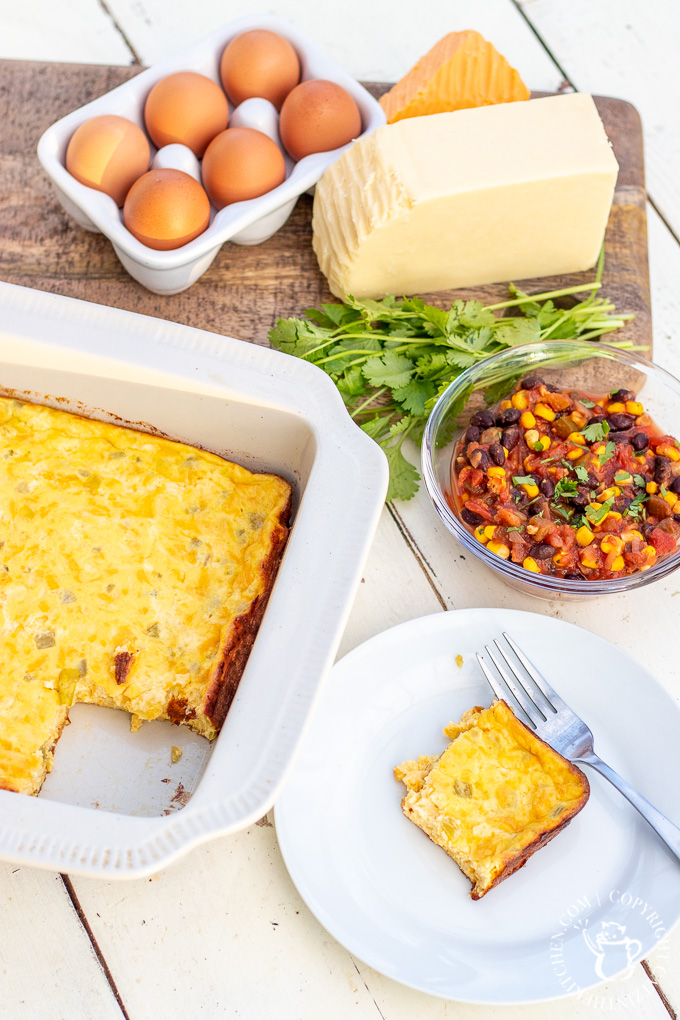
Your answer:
[395,700,589,898]
[0,396,291,796]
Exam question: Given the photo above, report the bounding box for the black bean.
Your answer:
[631,432,649,451]
[461,508,485,527]
[544,383,560,393]
[464,425,481,444]
[470,410,495,429]
[610,388,635,403]
[670,476,680,495]
[511,486,529,506]
[587,474,600,489]
[606,413,635,431]
[480,427,503,445]
[497,407,522,427]
[609,432,631,444]
[531,543,555,560]
[488,443,506,466]
[588,414,606,426]
[563,571,585,580]
[570,492,588,509]
[655,455,672,487]
[642,521,655,539]
[502,427,520,451]
[521,375,544,389]
[539,478,555,498]
[469,449,490,471]
[674,514,680,525]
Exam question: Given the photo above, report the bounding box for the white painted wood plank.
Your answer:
[0,864,124,1020]
[0,0,133,65]
[103,0,564,90]
[517,0,680,240]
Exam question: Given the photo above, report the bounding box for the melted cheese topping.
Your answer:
[396,701,588,897]
[0,397,290,795]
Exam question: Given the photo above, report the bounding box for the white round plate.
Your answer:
[275,609,680,1004]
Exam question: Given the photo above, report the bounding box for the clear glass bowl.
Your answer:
[422,340,680,601]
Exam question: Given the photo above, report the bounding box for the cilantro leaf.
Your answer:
[585,497,615,524]
[575,464,589,482]
[513,475,537,486]
[582,421,611,443]
[382,437,420,501]
[580,398,596,408]
[362,351,414,389]
[392,380,435,416]
[633,474,647,488]
[614,471,633,484]
[600,441,616,464]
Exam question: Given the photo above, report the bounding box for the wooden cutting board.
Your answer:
[0,61,651,355]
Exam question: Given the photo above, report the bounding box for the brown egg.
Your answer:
[202,127,286,209]
[66,115,150,206]
[220,29,300,110]
[123,168,210,250]
[144,72,229,157]
[280,80,362,162]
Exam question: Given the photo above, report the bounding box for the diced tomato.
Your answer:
[649,527,676,555]
[465,499,494,522]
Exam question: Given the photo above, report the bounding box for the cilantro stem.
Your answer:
[350,387,388,418]
[484,281,601,311]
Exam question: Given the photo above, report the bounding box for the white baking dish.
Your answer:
[0,282,388,877]
[36,15,385,295]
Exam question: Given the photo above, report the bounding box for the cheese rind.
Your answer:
[312,93,619,299]
[379,30,530,124]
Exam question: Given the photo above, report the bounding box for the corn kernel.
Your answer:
[606,402,626,414]
[610,555,625,572]
[580,549,599,569]
[502,447,509,457]
[461,493,470,502]
[590,458,601,471]
[474,525,488,543]
[593,444,605,456]
[500,400,512,410]
[520,411,536,430]
[523,455,534,470]
[522,557,540,573]
[657,443,680,461]
[524,429,540,447]
[576,526,595,546]
[640,546,657,571]
[534,402,556,422]
[521,484,539,498]
[600,486,621,501]
[588,501,602,511]
[511,390,529,410]
[646,481,658,494]
[664,491,679,509]
[487,541,510,559]
[487,466,506,479]
[535,436,551,452]
[571,410,587,427]
[483,525,497,540]
[601,535,624,556]
[567,448,585,460]
[622,530,643,543]
[604,511,622,521]
[626,401,643,416]
[553,550,570,567]
[615,472,633,485]
[571,433,586,445]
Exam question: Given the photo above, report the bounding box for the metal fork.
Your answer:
[476,633,680,862]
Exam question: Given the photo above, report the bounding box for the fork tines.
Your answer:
[476,633,562,730]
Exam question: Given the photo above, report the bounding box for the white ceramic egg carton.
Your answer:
[37,15,385,295]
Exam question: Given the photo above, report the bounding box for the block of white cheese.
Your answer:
[312,93,619,298]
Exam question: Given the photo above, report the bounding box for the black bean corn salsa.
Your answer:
[449,377,680,580]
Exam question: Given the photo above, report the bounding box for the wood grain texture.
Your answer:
[0,61,650,356]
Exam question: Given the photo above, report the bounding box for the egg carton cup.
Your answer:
[37,14,386,295]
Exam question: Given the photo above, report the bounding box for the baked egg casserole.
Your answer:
[0,396,291,797]
[395,700,589,898]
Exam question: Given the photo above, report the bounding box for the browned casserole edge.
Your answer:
[471,720,591,899]
[195,490,293,732]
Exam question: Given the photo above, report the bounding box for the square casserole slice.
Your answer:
[395,700,590,898]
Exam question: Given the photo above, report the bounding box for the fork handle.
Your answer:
[579,752,680,861]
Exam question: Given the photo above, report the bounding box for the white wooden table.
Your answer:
[1,1,679,1016]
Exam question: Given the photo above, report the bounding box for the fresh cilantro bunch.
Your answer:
[268,265,634,501]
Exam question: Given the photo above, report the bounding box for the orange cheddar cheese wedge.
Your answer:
[379,30,530,124]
